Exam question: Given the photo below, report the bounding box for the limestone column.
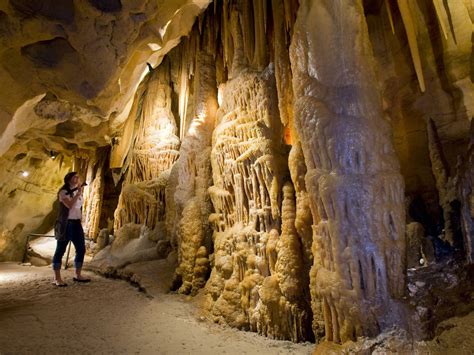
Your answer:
[290,0,406,343]
[171,18,218,295]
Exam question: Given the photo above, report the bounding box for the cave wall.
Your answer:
[0,0,473,348]
[366,0,473,247]
[0,144,70,261]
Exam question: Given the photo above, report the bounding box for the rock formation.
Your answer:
[168,16,217,296]
[113,59,180,254]
[0,0,473,350]
[291,0,406,342]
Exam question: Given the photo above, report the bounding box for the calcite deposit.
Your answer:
[291,0,406,342]
[0,0,473,351]
[169,17,217,296]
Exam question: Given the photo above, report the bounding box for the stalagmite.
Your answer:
[288,141,324,339]
[406,222,435,268]
[397,0,426,92]
[82,148,107,241]
[427,119,455,245]
[458,134,474,263]
[290,0,406,343]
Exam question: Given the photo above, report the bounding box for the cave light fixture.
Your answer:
[50,151,57,160]
[20,170,29,177]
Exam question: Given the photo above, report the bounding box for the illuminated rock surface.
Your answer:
[290,0,406,342]
[0,0,473,352]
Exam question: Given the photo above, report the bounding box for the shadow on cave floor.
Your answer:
[0,262,313,354]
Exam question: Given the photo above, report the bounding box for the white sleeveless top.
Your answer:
[59,189,83,220]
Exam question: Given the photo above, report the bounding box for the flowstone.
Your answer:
[170,22,217,295]
[113,61,179,247]
[205,65,312,341]
[290,0,406,343]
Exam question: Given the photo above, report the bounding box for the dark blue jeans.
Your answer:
[52,220,85,270]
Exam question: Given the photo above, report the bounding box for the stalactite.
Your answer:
[222,0,234,74]
[178,71,189,140]
[397,0,426,92]
[252,0,268,70]
[432,0,449,40]
[272,0,295,129]
[283,0,298,34]
[241,0,255,66]
[385,0,395,34]
[442,0,458,44]
[229,5,247,78]
[290,0,406,343]
[114,60,180,235]
[110,82,147,169]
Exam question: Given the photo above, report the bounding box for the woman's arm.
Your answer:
[60,187,82,209]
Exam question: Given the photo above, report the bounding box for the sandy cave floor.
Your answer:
[1,262,474,355]
[0,262,313,355]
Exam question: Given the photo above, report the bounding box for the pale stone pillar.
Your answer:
[290,0,406,343]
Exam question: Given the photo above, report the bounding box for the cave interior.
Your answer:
[0,0,473,351]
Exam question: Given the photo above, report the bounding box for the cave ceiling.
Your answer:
[0,0,211,158]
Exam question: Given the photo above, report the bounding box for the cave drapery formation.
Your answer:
[0,0,473,348]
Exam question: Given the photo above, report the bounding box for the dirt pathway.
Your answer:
[0,263,313,354]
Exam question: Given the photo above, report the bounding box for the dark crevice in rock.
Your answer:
[10,0,74,23]
[0,11,12,36]
[79,80,100,99]
[54,121,77,139]
[21,37,77,68]
[363,0,383,15]
[88,0,122,13]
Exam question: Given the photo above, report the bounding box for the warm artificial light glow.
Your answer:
[148,43,162,51]
[0,270,23,283]
[159,19,173,38]
[217,85,224,107]
[283,125,292,145]
[21,171,29,177]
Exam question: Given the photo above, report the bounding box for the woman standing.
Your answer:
[52,172,90,286]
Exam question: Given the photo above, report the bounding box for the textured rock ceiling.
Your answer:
[0,0,211,157]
